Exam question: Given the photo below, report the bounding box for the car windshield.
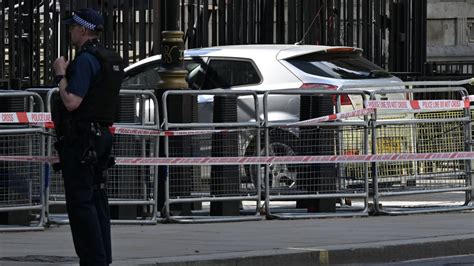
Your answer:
[286,52,392,79]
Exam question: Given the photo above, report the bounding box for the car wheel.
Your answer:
[244,131,299,190]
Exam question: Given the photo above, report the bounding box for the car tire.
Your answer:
[244,130,299,190]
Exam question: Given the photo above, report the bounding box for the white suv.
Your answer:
[123,44,403,122]
[122,45,405,189]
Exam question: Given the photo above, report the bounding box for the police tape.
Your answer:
[0,112,247,136]
[109,126,246,136]
[2,152,474,165]
[365,99,470,110]
[287,108,375,126]
[467,95,474,102]
[0,112,51,123]
[283,99,472,126]
[1,110,370,129]
[1,96,473,132]
[0,156,59,163]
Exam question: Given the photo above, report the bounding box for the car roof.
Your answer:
[185,44,362,59]
[125,44,363,71]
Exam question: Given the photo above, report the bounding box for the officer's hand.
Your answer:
[53,57,69,76]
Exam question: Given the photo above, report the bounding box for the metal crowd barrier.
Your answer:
[262,89,371,219]
[44,88,160,224]
[341,79,473,214]
[0,90,46,232]
[2,79,473,229]
[107,89,160,224]
[162,90,262,223]
[367,86,473,214]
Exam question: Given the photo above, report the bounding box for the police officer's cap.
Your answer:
[63,8,104,31]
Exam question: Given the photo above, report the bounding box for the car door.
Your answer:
[196,58,263,123]
[122,58,206,120]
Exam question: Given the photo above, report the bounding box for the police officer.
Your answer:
[52,8,124,266]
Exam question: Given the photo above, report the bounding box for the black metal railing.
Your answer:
[2,0,427,88]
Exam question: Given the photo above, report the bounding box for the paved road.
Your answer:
[384,254,474,266]
[0,211,473,265]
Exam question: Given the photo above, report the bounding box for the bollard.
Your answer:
[210,95,241,216]
[297,95,337,212]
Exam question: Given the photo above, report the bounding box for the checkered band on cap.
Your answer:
[73,14,96,30]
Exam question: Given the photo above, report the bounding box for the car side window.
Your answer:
[202,59,261,89]
[122,63,161,87]
[286,52,392,80]
[123,60,203,88]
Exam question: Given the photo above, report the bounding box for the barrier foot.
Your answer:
[166,215,263,224]
[376,205,474,216]
[0,225,45,232]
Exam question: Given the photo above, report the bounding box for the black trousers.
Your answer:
[59,127,113,266]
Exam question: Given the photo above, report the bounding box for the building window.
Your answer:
[468,20,474,43]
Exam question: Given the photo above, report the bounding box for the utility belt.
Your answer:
[93,183,107,190]
[53,120,115,172]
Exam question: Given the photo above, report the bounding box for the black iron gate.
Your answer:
[1,0,427,88]
[0,0,156,88]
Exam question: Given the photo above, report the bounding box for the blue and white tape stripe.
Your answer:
[73,14,96,30]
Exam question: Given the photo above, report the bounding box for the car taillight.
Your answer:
[300,83,352,106]
[300,83,337,90]
[326,47,356,53]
